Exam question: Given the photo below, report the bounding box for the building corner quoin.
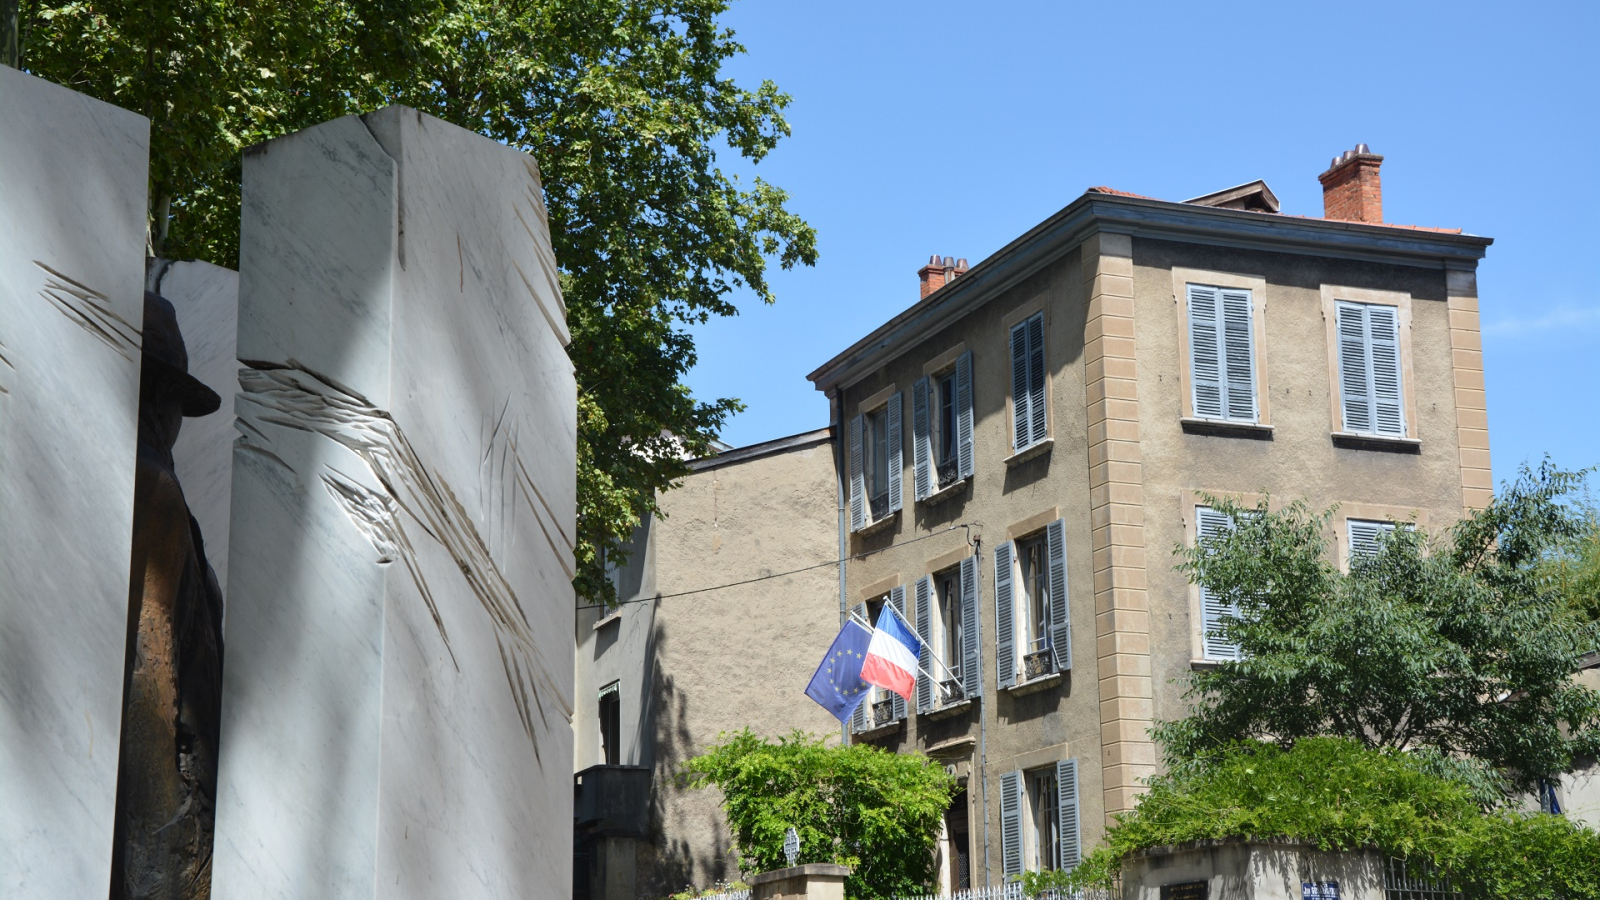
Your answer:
[1446,268,1492,514]
[1080,231,1157,820]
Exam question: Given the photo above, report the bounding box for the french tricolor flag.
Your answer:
[860,605,924,703]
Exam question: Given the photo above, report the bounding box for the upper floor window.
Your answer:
[994,519,1072,690]
[913,351,974,500]
[849,391,903,532]
[1001,759,1080,877]
[914,556,981,712]
[1009,313,1048,452]
[1187,284,1257,423]
[1195,505,1242,662]
[1335,300,1405,437]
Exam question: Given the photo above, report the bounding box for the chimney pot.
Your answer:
[956,258,968,269]
[1319,144,1384,223]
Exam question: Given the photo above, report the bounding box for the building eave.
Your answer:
[685,426,833,472]
[806,193,1492,396]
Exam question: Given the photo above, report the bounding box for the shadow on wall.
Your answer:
[636,615,735,899]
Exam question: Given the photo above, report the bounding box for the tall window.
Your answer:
[1009,312,1047,451]
[1336,300,1405,436]
[937,372,958,481]
[913,352,973,500]
[1029,768,1060,872]
[849,393,902,530]
[1187,284,1257,422]
[598,682,620,766]
[938,568,963,687]
[1195,506,1242,661]
[867,408,889,519]
[1001,760,1079,877]
[994,520,1071,690]
[1018,535,1051,658]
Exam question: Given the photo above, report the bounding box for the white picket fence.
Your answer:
[899,883,1115,900]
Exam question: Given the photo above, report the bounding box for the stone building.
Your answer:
[574,146,1498,897]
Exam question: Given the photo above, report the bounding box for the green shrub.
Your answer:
[1027,738,1600,900]
[682,729,956,900]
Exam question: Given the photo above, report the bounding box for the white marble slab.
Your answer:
[161,259,240,589]
[0,66,150,895]
[214,105,575,899]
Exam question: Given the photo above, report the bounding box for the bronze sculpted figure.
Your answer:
[109,292,225,899]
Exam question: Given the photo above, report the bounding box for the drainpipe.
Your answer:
[974,536,990,887]
[831,390,849,747]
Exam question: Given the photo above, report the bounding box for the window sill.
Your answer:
[1190,659,1234,671]
[923,698,977,721]
[1004,438,1054,468]
[1002,672,1063,696]
[854,718,904,741]
[1181,418,1273,440]
[592,611,623,631]
[1331,432,1421,454]
[921,476,970,507]
[852,510,899,537]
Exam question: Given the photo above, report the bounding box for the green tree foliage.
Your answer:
[1158,463,1600,794]
[19,0,818,603]
[1025,738,1600,900]
[682,730,956,900]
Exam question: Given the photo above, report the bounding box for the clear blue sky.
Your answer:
[685,0,1599,488]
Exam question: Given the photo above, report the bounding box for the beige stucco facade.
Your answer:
[809,186,1493,889]
[574,430,842,897]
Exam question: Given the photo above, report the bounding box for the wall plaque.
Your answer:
[1302,883,1341,900]
[1160,882,1209,900]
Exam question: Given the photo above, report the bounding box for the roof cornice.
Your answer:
[806,193,1492,395]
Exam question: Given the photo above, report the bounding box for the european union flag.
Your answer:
[804,620,873,723]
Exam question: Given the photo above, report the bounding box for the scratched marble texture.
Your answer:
[212,106,575,899]
[0,67,151,896]
[161,259,240,589]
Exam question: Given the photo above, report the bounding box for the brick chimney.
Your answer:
[1319,143,1384,223]
[918,255,969,299]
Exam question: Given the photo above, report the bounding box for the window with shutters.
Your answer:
[1335,300,1406,437]
[1186,284,1258,423]
[913,351,974,502]
[1002,760,1080,876]
[995,519,1072,689]
[1195,505,1243,662]
[1345,518,1413,569]
[916,564,976,712]
[598,682,621,766]
[1009,312,1048,453]
[849,391,903,532]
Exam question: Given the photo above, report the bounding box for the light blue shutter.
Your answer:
[1046,519,1071,672]
[889,586,908,721]
[849,603,868,733]
[994,541,1017,690]
[1221,289,1257,422]
[955,350,975,479]
[959,555,982,700]
[886,392,904,513]
[1026,313,1047,444]
[912,377,932,501]
[915,575,934,714]
[1010,321,1030,451]
[1056,759,1081,870]
[1000,770,1023,877]
[1337,302,1372,433]
[1196,507,1241,661]
[1348,519,1394,562]
[849,414,865,531]
[1188,285,1224,419]
[1367,305,1405,436]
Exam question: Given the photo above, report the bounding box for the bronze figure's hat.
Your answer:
[142,291,222,417]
